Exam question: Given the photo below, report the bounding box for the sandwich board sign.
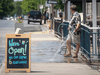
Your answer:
[5,34,31,73]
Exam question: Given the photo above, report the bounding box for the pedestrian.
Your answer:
[43,9,46,24]
[59,10,63,22]
[46,11,49,23]
[64,5,81,58]
[59,10,63,19]
[46,11,49,20]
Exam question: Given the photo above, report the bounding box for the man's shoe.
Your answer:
[73,55,78,58]
[64,54,72,57]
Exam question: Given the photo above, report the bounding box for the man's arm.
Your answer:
[75,21,81,32]
[68,16,76,30]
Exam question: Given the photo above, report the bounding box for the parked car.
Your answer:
[6,17,10,20]
[28,10,42,25]
[24,15,28,20]
[3,17,7,20]
[10,17,15,20]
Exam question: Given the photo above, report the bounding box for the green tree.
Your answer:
[20,0,47,14]
[0,0,3,13]
[54,0,64,11]
[0,0,14,17]
[72,1,82,13]
[20,0,38,14]
[54,0,82,12]
[10,1,22,16]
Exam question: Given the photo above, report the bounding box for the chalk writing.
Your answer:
[9,39,19,47]
[19,56,27,59]
[8,44,27,55]
[13,61,27,64]
[7,38,29,68]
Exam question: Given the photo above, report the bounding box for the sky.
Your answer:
[14,0,23,1]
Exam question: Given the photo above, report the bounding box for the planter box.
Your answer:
[15,22,24,31]
[15,21,42,33]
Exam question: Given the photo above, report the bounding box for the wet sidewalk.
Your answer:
[0,63,100,75]
[27,30,84,63]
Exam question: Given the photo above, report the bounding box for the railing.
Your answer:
[57,21,100,62]
[81,24,100,61]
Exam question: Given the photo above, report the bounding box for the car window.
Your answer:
[30,11,41,15]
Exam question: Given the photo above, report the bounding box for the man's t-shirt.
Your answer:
[69,12,81,34]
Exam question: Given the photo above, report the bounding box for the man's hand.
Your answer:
[74,29,77,33]
[68,27,71,31]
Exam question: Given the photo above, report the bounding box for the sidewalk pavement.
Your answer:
[0,63,100,75]
[28,29,85,63]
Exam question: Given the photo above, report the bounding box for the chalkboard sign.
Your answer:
[5,34,31,73]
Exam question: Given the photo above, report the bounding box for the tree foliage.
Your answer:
[10,1,22,16]
[54,0,64,11]
[20,0,47,14]
[20,0,38,14]
[54,0,82,12]
[72,2,82,13]
[0,0,14,17]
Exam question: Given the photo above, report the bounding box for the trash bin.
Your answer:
[54,19,62,38]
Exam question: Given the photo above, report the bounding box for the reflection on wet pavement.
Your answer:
[31,41,85,63]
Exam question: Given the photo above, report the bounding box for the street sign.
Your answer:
[5,34,31,73]
[47,1,58,4]
[45,1,51,7]
[40,5,43,9]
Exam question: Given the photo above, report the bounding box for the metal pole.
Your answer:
[49,0,51,19]
[68,1,71,21]
[92,0,97,59]
[82,0,86,24]
[51,1,54,30]
[41,0,42,13]
[64,1,68,21]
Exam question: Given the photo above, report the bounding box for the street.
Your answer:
[0,20,15,66]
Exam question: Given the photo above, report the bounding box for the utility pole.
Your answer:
[82,0,86,24]
[51,0,54,30]
[49,0,51,19]
[41,0,42,13]
[64,1,68,21]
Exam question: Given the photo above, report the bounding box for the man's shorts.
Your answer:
[67,32,80,44]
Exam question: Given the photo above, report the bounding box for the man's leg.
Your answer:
[64,40,72,56]
[73,43,80,58]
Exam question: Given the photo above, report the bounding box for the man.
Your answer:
[59,10,63,18]
[46,11,49,20]
[64,5,81,58]
[59,10,63,22]
[43,9,47,24]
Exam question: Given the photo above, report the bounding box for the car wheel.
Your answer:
[40,21,42,25]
